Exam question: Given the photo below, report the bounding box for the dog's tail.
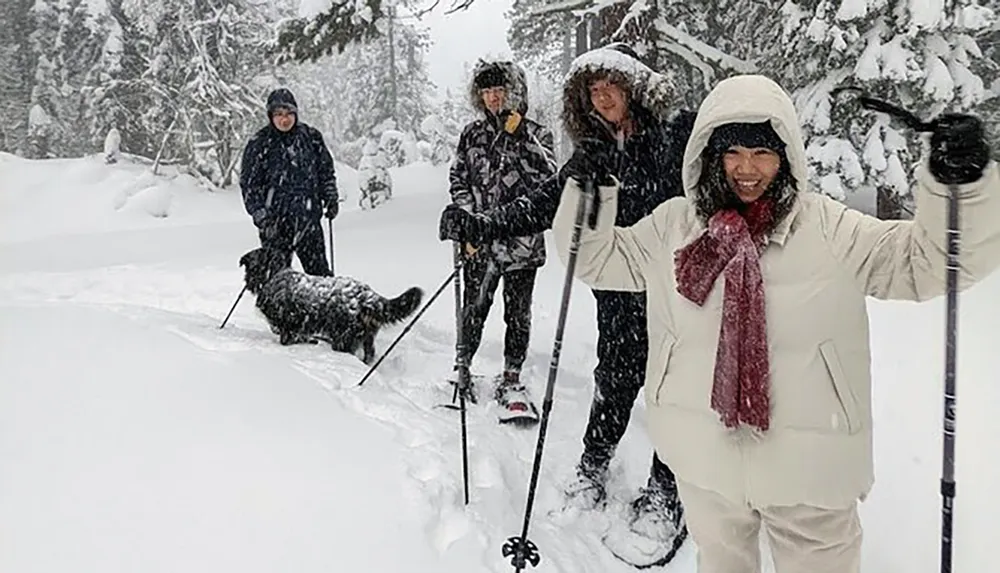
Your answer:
[382,287,424,325]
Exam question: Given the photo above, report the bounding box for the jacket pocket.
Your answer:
[819,340,862,434]
[649,333,677,406]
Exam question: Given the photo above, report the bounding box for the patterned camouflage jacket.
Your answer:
[448,60,556,272]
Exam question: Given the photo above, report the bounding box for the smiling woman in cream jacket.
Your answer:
[551,74,1000,572]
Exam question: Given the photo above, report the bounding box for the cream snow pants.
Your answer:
[677,479,862,573]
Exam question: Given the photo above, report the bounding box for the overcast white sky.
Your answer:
[417,0,515,99]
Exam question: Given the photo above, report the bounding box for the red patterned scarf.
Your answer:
[673,199,774,432]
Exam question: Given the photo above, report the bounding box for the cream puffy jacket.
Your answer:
[552,74,1000,508]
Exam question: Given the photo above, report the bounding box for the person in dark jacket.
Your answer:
[447,59,557,421]
[240,88,339,276]
[439,43,694,561]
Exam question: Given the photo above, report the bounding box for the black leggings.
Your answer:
[259,217,330,276]
[581,290,675,491]
[460,254,537,372]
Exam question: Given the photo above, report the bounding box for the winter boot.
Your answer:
[494,370,538,424]
[562,452,610,511]
[626,481,686,547]
[600,480,688,568]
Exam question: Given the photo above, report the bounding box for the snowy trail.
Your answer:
[3,155,998,571]
[0,179,680,572]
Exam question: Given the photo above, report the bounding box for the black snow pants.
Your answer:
[259,216,331,277]
[460,252,537,373]
[581,290,676,492]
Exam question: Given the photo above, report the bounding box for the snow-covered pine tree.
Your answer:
[337,8,434,143]
[0,0,36,155]
[979,18,999,154]
[57,0,115,157]
[271,0,385,63]
[96,0,271,185]
[26,0,63,158]
[23,0,109,158]
[776,0,999,218]
[179,0,267,186]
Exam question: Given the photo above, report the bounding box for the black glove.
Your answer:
[324,200,339,220]
[561,140,615,229]
[928,113,992,185]
[438,203,496,243]
[563,138,615,188]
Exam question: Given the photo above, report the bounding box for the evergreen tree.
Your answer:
[0,0,35,154]
[97,0,270,184]
[271,0,386,63]
[507,0,575,79]
[337,9,434,142]
[777,0,998,218]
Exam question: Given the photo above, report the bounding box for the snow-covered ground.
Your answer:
[1,152,996,572]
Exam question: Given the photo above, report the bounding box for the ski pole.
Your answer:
[830,87,962,573]
[219,285,247,329]
[453,241,472,505]
[357,267,458,387]
[941,182,959,573]
[503,177,594,572]
[327,217,336,274]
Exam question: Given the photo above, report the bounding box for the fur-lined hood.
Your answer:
[468,59,529,116]
[561,43,680,143]
[682,75,807,222]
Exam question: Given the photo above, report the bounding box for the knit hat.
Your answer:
[474,63,506,91]
[266,88,298,116]
[706,121,785,154]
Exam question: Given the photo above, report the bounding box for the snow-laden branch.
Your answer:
[528,0,593,17]
[653,19,756,74]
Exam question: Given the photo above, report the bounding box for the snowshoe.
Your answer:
[601,486,688,569]
[561,459,609,511]
[494,372,539,426]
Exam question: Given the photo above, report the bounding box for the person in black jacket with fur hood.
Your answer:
[439,43,694,563]
[240,88,339,276]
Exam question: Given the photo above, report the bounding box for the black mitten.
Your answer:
[929,113,991,185]
[563,139,615,188]
[561,140,614,229]
[438,204,496,243]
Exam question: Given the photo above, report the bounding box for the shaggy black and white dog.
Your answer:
[238,247,423,364]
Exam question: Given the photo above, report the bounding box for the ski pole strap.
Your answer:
[830,87,932,132]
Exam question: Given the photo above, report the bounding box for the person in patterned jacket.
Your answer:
[448,59,557,420]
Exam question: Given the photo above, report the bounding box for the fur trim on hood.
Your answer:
[561,43,680,143]
[468,59,529,116]
[682,74,807,224]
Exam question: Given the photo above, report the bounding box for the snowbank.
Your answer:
[0,152,360,244]
[1,153,997,572]
[0,303,459,573]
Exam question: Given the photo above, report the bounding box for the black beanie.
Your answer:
[707,121,785,154]
[474,63,506,90]
[266,88,298,116]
